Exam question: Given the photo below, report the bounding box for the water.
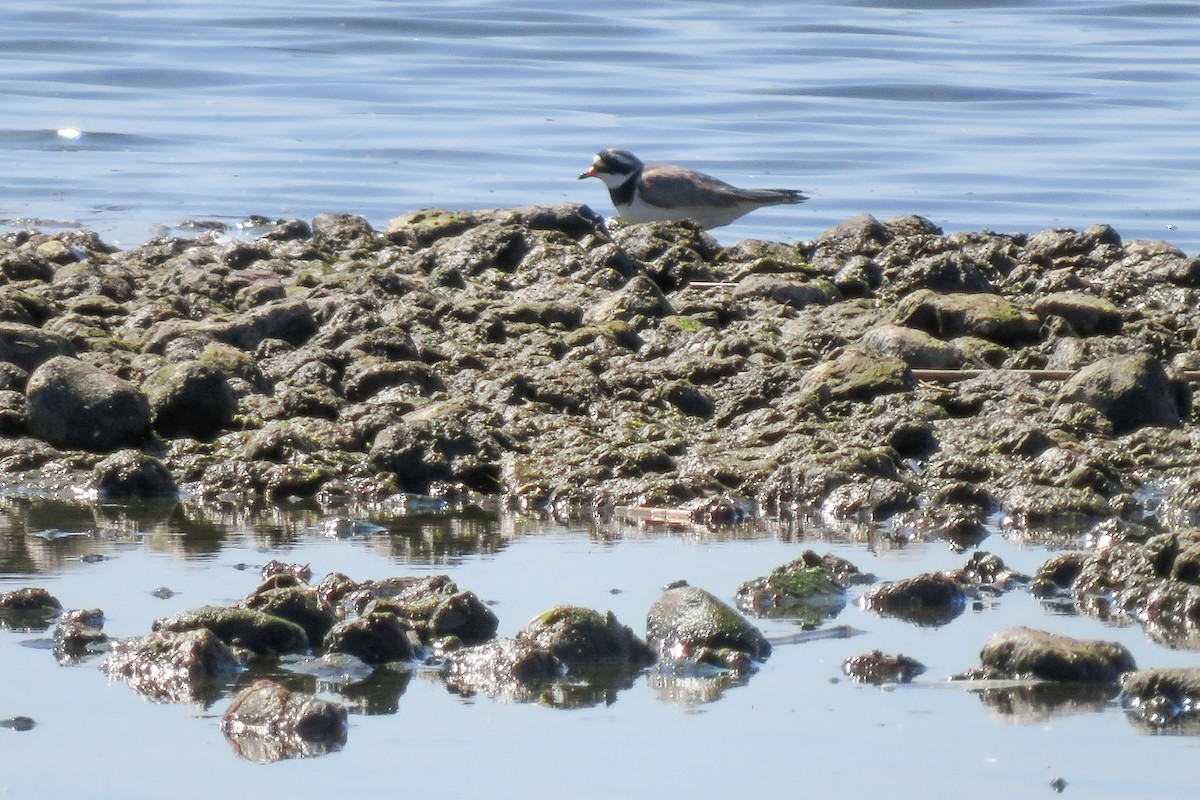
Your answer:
[2,501,1199,799]
[0,1,1197,250]
[2,2,1200,796]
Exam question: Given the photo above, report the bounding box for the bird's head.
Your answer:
[578,148,644,188]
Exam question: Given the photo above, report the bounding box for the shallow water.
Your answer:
[2,499,1199,799]
[0,1,1197,250]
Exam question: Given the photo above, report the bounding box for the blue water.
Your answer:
[0,0,1197,250]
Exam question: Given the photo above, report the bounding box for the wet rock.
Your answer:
[26,356,150,452]
[142,360,238,440]
[0,587,62,631]
[323,611,416,664]
[0,322,74,372]
[53,608,108,663]
[516,606,655,669]
[895,289,1040,344]
[1121,668,1200,730]
[221,679,347,763]
[645,584,771,664]
[153,605,309,656]
[585,274,673,324]
[861,571,967,626]
[735,552,848,622]
[93,450,178,499]
[1030,552,1088,598]
[842,650,926,684]
[443,638,564,702]
[971,626,1135,682]
[1058,353,1186,434]
[102,628,242,704]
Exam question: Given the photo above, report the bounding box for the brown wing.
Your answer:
[641,163,802,208]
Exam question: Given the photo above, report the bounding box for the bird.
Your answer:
[578,148,806,230]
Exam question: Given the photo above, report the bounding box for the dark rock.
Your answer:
[973,626,1135,683]
[102,628,242,703]
[861,571,967,626]
[843,650,926,684]
[323,611,415,664]
[1058,353,1185,434]
[645,584,770,664]
[516,606,655,668]
[0,587,62,631]
[1033,292,1122,335]
[0,716,35,731]
[0,322,74,372]
[93,450,178,499]
[586,275,673,324]
[221,679,347,763]
[25,356,150,451]
[153,605,309,656]
[142,360,238,439]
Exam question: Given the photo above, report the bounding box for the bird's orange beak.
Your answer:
[578,167,597,180]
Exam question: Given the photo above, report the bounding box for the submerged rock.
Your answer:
[843,650,926,684]
[221,679,347,763]
[645,584,770,667]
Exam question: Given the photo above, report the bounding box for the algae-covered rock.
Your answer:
[221,679,347,763]
[736,553,848,622]
[153,605,309,656]
[242,586,336,649]
[516,606,655,668]
[973,626,1135,683]
[645,584,770,664]
[102,628,242,704]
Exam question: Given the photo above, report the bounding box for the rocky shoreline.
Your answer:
[0,203,1196,531]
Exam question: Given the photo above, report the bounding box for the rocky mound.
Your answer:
[0,205,1196,527]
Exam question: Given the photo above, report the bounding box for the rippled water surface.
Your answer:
[0,1,1197,249]
[2,499,1200,799]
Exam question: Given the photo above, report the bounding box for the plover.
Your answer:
[578,148,806,229]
